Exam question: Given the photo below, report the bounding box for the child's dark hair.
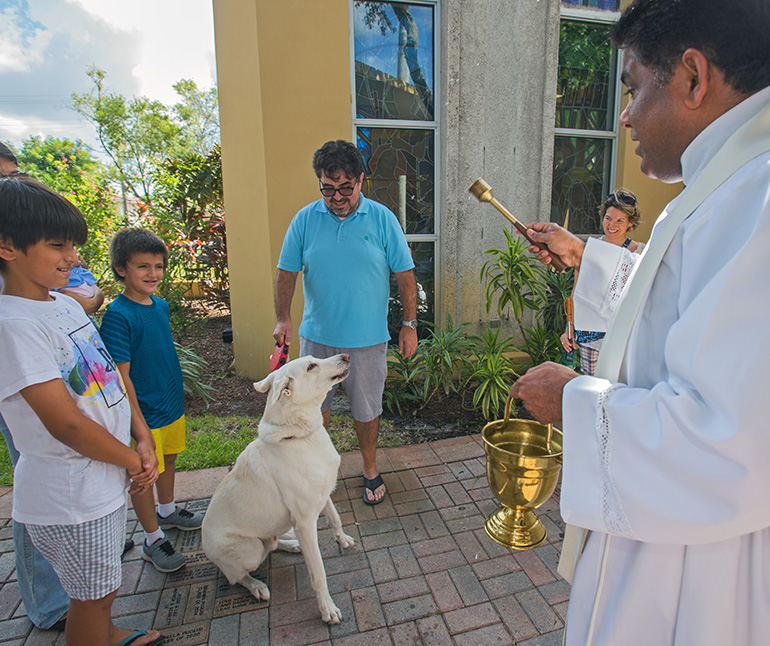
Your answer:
[0,177,87,271]
[109,227,169,282]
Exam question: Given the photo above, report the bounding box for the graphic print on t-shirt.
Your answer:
[66,322,126,408]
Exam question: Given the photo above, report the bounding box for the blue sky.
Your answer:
[0,0,216,154]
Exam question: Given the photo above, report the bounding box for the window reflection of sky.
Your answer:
[353,2,434,91]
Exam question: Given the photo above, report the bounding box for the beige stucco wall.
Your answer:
[213,0,351,379]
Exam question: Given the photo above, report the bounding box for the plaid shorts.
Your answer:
[578,342,601,376]
[299,337,387,423]
[27,504,126,601]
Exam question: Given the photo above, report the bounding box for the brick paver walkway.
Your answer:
[0,434,569,645]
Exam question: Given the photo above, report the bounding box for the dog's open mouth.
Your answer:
[333,369,350,381]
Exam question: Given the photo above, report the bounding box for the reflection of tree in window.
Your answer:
[551,19,617,235]
[354,2,434,120]
[556,21,614,130]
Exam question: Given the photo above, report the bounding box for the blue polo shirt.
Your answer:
[277,196,414,348]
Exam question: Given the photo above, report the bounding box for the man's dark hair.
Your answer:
[312,140,365,180]
[0,177,88,271]
[109,227,169,282]
[0,142,18,166]
[612,0,770,94]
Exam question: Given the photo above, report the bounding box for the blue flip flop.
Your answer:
[362,474,386,505]
[116,630,166,646]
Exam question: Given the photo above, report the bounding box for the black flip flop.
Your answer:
[362,474,386,505]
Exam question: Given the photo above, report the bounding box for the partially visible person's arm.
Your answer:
[60,285,105,315]
[394,269,418,358]
[525,222,586,268]
[273,269,298,346]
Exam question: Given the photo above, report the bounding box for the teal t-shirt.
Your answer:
[99,294,184,429]
[277,197,414,347]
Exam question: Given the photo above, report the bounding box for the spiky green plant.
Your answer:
[175,342,216,406]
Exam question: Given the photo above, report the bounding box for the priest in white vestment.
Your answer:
[510,1,770,644]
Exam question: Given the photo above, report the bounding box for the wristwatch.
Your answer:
[402,319,418,329]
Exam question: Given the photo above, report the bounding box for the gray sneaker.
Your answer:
[157,506,203,531]
[142,539,186,573]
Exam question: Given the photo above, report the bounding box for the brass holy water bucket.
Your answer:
[482,396,563,550]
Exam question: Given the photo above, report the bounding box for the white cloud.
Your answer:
[0,0,216,153]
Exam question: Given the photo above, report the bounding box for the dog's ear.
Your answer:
[253,372,275,393]
[274,376,294,401]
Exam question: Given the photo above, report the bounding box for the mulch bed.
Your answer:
[179,301,490,441]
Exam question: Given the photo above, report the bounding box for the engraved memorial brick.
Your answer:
[160,621,210,645]
[155,586,188,627]
[179,532,201,553]
[184,580,217,623]
[213,591,268,617]
[167,563,219,587]
[182,551,211,567]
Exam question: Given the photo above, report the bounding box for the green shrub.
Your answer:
[176,342,215,406]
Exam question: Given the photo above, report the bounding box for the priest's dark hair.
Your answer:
[612,0,770,95]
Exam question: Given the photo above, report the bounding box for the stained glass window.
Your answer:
[353,1,437,335]
[552,136,612,234]
[387,241,435,342]
[354,2,435,121]
[357,127,434,235]
[561,0,620,10]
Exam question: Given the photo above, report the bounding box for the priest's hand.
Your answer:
[525,223,585,268]
[509,361,579,425]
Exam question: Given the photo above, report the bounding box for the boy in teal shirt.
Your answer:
[100,228,202,573]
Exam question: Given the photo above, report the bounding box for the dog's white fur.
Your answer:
[201,354,355,624]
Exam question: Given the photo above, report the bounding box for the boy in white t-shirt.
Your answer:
[0,177,164,646]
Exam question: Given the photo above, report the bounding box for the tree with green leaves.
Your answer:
[17,136,96,189]
[172,79,220,156]
[17,135,123,279]
[72,66,184,206]
[150,146,227,304]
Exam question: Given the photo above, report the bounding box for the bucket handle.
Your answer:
[505,394,554,455]
[503,394,516,425]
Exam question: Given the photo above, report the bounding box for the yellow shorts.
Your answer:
[133,415,186,475]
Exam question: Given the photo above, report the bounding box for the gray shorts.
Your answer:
[299,337,387,423]
[27,503,126,601]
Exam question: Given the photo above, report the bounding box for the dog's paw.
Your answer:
[243,576,271,601]
[336,532,356,549]
[318,595,343,624]
[277,538,302,553]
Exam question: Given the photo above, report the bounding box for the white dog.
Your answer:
[201,354,356,624]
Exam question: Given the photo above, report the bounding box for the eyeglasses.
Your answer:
[606,192,636,206]
[0,170,28,179]
[319,178,359,198]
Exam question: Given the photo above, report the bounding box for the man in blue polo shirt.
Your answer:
[273,139,417,505]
